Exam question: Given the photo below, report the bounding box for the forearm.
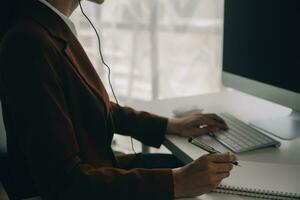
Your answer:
[110,102,169,147]
[38,157,175,200]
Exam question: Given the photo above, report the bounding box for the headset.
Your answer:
[78,0,137,154]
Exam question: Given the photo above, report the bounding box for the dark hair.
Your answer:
[0,1,30,42]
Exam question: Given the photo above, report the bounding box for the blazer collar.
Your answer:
[23,1,73,44]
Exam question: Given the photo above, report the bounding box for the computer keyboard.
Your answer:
[195,113,281,153]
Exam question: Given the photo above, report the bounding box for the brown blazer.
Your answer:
[0,2,173,200]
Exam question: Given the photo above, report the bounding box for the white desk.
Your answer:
[130,89,300,200]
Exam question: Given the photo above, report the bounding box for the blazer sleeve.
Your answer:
[0,29,174,200]
[110,102,169,148]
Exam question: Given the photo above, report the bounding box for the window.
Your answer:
[71,0,224,103]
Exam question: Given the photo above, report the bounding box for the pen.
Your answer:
[188,137,241,166]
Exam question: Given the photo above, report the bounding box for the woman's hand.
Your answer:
[167,113,229,137]
[172,153,237,198]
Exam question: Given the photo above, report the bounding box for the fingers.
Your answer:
[196,154,235,173]
[215,172,230,181]
[191,126,220,135]
[214,163,234,173]
[206,113,226,124]
[198,118,227,131]
[206,113,228,129]
[207,153,238,163]
[197,114,228,130]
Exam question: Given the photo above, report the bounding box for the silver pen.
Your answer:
[188,137,240,166]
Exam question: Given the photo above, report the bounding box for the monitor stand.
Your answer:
[250,110,300,140]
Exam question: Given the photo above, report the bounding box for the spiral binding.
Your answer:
[212,184,300,200]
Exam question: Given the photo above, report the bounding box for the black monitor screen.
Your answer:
[223,0,300,94]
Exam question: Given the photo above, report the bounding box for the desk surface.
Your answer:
[130,89,300,200]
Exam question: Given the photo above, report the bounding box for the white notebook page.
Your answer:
[219,161,300,195]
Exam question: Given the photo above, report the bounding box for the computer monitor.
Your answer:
[222,0,300,140]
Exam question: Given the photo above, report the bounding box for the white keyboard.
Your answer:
[195,113,281,153]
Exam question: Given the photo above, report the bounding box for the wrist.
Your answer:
[172,168,183,198]
[167,118,181,136]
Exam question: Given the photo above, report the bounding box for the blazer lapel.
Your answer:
[63,44,111,115]
[23,1,111,115]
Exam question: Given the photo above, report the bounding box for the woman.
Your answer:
[0,0,236,199]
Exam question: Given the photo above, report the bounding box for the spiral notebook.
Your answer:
[212,161,300,200]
